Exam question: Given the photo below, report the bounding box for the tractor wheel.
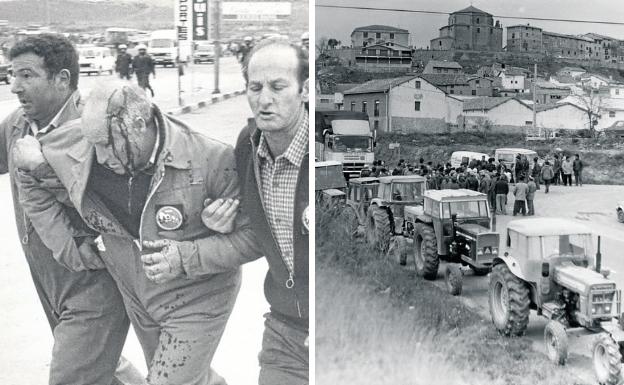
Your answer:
[618,209,624,223]
[544,321,568,365]
[470,265,490,276]
[445,264,463,296]
[413,224,439,280]
[593,333,622,385]
[488,263,530,336]
[365,206,392,253]
[389,236,407,266]
[339,206,360,239]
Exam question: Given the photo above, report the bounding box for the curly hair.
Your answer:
[242,38,309,89]
[9,33,80,90]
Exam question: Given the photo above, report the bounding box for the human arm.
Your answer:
[13,136,104,271]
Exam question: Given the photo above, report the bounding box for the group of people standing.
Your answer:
[3,33,309,385]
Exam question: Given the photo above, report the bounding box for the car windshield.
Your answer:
[80,49,98,57]
[333,136,371,152]
[533,234,593,258]
[442,200,488,219]
[497,154,515,162]
[151,39,173,48]
[391,182,424,201]
[197,46,214,52]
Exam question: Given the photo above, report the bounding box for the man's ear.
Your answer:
[300,78,309,103]
[56,69,71,90]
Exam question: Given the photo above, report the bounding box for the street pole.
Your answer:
[213,0,221,94]
[177,26,183,106]
[532,63,537,137]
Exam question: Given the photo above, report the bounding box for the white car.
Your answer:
[78,45,114,75]
[618,202,624,223]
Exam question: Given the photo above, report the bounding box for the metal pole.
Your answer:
[532,63,537,136]
[177,27,183,106]
[213,0,221,94]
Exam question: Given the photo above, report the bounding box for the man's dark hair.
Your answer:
[242,38,309,88]
[9,33,79,90]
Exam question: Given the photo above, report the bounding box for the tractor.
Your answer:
[489,217,624,385]
[412,189,499,295]
[315,160,347,210]
[339,176,380,238]
[365,176,427,263]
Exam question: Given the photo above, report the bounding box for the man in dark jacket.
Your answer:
[573,153,584,186]
[531,157,541,190]
[495,175,509,214]
[202,38,309,384]
[132,44,155,97]
[553,154,562,185]
[115,44,132,80]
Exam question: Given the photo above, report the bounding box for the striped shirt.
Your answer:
[257,113,308,274]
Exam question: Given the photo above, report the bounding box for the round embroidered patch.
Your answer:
[156,206,183,231]
[302,206,309,231]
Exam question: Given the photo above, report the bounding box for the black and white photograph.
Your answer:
[315,1,624,384]
[0,0,309,384]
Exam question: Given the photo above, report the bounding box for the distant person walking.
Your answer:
[552,154,562,185]
[573,154,584,186]
[495,175,509,215]
[114,44,132,80]
[527,177,537,216]
[531,157,541,190]
[562,156,573,186]
[132,44,155,97]
[512,177,528,216]
[540,161,554,193]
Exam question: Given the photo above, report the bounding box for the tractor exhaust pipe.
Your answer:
[596,236,602,273]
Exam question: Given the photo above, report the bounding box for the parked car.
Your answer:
[0,53,13,84]
[193,43,215,63]
[77,45,114,75]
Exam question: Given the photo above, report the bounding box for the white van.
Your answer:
[78,45,114,75]
[148,30,191,67]
[495,148,538,182]
[450,151,490,169]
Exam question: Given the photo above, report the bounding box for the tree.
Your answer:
[576,90,603,138]
[327,38,339,50]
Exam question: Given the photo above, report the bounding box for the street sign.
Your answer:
[192,0,209,41]
[175,0,190,41]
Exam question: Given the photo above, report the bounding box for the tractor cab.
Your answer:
[346,177,380,220]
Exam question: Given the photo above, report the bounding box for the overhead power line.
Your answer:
[315,4,624,26]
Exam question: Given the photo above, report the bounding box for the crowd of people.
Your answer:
[362,151,585,217]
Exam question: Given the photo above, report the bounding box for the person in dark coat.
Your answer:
[573,154,584,186]
[114,44,132,80]
[132,44,155,97]
[531,157,541,190]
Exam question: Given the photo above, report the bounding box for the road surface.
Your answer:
[0,94,270,385]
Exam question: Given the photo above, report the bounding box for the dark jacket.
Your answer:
[132,54,155,76]
[115,52,132,75]
[235,119,309,330]
[573,159,584,172]
[495,179,509,195]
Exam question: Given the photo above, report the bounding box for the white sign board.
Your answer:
[389,142,400,149]
[222,1,292,21]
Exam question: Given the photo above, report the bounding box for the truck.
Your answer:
[315,110,375,179]
[148,30,192,67]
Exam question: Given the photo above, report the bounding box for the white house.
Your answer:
[581,73,611,89]
[535,103,588,131]
[462,97,533,131]
[609,84,624,99]
[499,68,527,91]
[557,66,586,79]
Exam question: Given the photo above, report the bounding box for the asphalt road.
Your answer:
[0,56,245,121]
[0,95,270,385]
[392,184,624,384]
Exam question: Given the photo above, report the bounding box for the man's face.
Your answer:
[11,53,66,123]
[246,45,308,135]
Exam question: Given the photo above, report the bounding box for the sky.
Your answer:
[315,0,624,48]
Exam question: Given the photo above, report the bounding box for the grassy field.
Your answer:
[375,132,624,185]
[316,209,587,385]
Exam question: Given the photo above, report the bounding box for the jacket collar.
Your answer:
[153,106,195,170]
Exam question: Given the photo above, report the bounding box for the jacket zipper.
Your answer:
[127,176,134,214]
[250,136,302,318]
[138,167,164,246]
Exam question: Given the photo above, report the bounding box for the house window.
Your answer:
[415,81,421,89]
[439,41,442,46]
[476,17,480,24]
[512,33,515,39]
[472,90,476,95]
[376,32,381,38]
[476,79,480,85]
[610,111,616,117]
[477,27,480,33]
[374,120,379,130]
[415,101,421,111]
[490,28,493,34]
[362,101,367,113]
[450,89,454,94]
[525,121,533,125]
[350,102,355,111]
[390,33,395,39]
[616,89,620,95]
[374,100,380,117]
[363,32,368,38]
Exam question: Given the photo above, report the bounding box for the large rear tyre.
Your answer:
[413,224,439,280]
[544,321,568,365]
[470,265,490,276]
[488,263,530,336]
[365,206,392,253]
[593,333,622,385]
[445,264,463,296]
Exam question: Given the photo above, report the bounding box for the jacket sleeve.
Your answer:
[178,144,263,277]
[0,113,14,174]
[15,165,102,271]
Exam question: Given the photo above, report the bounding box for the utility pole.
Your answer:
[213,0,221,94]
[177,26,183,106]
[532,63,537,137]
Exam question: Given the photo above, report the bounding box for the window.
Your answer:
[414,101,421,111]
[363,32,368,38]
[526,33,529,37]
[472,90,476,95]
[610,111,616,118]
[390,33,395,39]
[525,121,533,125]
[362,101,367,113]
[376,32,381,38]
[512,33,515,39]
[616,89,621,95]
[450,89,454,94]
[374,100,380,117]
[476,79,480,85]
[320,98,330,103]
[374,120,379,130]
[350,102,355,111]
[439,41,442,46]
[477,27,480,33]
[415,81,421,89]
[476,17,480,24]
[490,28,493,34]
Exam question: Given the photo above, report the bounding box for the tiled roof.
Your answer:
[343,76,416,95]
[419,74,468,86]
[453,6,490,15]
[463,97,521,111]
[426,60,463,69]
[353,25,409,33]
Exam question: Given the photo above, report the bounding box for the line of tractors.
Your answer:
[317,162,624,385]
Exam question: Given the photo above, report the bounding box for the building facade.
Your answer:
[506,24,542,53]
[422,60,463,74]
[430,6,503,51]
[354,43,413,72]
[351,25,409,48]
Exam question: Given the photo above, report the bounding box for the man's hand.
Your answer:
[141,239,184,284]
[77,238,106,270]
[13,135,45,171]
[201,198,239,234]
